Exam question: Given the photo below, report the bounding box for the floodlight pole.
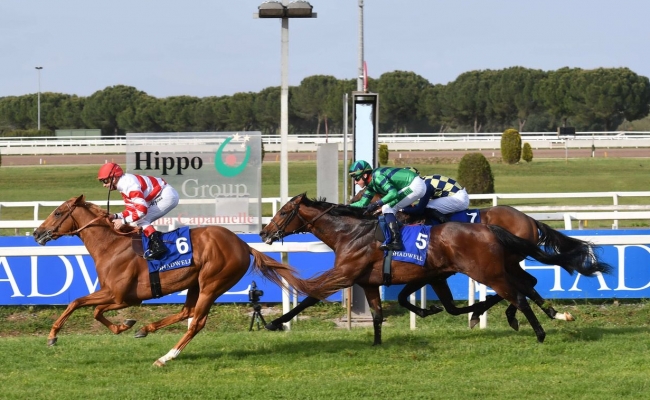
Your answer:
[255,1,316,206]
[35,66,43,130]
[280,8,289,205]
[357,0,364,91]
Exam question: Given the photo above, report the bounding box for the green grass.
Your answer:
[0,301,649,399]
[2,157,650,233]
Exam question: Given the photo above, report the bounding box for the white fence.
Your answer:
[3,191,650,233]
[2,131,650,155]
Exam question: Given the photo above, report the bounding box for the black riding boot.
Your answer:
[380,221,403,251]
[430,209,449,224]
[145,231,167,260]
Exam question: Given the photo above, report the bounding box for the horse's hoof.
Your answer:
[124,319,137,328]
[153,360,165,367]
[134,328,148,338]
[469,318,480,329]
[47,337,57,346]
[537,333,546,343]
[265,322,283,331]
[509,318,520,331]
[564,312,575,322]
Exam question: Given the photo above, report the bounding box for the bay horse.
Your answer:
[355,187,597,330]
[259,193,612,345]
[32,195,324,367]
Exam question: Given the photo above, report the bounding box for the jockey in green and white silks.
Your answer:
[348,160,426,251]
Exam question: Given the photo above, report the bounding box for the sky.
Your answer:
[1,0,649,99]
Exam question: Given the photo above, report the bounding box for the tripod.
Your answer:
[249,302,267,331]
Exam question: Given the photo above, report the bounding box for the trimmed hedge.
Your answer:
[500,128,522,164]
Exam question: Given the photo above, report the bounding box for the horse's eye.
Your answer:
[279,211,286,216]
[54,211,61,217]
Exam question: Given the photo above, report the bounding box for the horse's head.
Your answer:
[33,195,106,245]
[260,193,309,244]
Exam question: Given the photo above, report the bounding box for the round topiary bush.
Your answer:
[378,144,389,166]
[457,152,494,205]
[501,128,522,164]
[522,142,533,163]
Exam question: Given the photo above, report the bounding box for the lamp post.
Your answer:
[255,1,317,206]
[35,66,43,131]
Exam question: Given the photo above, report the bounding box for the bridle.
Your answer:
[267,197,335,243]
[39,202,111,242]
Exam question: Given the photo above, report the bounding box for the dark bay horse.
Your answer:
[355,188,598,329]
[33,195,323,367]
[260,193,612,345]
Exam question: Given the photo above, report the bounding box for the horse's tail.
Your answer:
[488,224,612,276]
[248,247,336,300]
[534,220,613,276]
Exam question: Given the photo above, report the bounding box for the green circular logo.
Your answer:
[214,136,251,177]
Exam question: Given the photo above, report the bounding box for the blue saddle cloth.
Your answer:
[440,209,482,224]
[143,227,193,273]
[379,209,481,266]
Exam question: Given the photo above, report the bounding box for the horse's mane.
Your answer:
[300,194,375,220]
[82,200,109,217]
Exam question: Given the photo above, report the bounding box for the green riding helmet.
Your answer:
[348,160,373,179]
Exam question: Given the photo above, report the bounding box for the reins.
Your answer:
[47,202,137,239]
[270,198,335,241]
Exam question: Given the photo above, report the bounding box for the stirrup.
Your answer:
[143,247,167,261]
[381,241,403,251]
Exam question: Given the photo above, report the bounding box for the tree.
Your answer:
[537,68,582,128]
[81,85,149,135]
[291,75,339,135]
[158,96,201,132]
[375,71,432,133]
[254,86,281,135]
[446,70,492,132]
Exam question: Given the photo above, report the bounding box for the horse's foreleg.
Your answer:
[361,286,383,346]
[397,282,443,318]
[429,279,502,326]
[48,289,117,346]
[135,285,199,338]
[265,296,321,331]
[93,303,139,334]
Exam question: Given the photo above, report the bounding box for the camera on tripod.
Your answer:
[248,281,264,303]
[248,281,266,331]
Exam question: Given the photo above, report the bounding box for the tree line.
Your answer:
[1,66,648,137]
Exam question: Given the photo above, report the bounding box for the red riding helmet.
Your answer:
[97,162,124,181]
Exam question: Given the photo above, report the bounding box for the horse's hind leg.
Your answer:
[265,296,321,331]
[397,282,443,318]
[154,289,219,367]
[93,303,139,334]
[514,291,546,343]
[135,285,199,338]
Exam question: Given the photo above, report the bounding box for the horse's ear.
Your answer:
[75,194,86,205]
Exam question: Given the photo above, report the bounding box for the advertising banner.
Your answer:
[1,230,649,305]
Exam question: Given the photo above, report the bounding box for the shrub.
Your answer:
[522,142,533,163]
[378,144,389,166]
[457,153,494,206]
[500,128,522,164]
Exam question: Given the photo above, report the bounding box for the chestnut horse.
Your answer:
[33,195,322,367]
[355,188,597,329]
[260,193,612,345]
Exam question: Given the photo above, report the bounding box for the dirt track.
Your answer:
[2,148,649,166]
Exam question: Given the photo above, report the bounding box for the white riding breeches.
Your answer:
[381,177,427,214]
[134,185,180,228]
[426,188,470,214]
